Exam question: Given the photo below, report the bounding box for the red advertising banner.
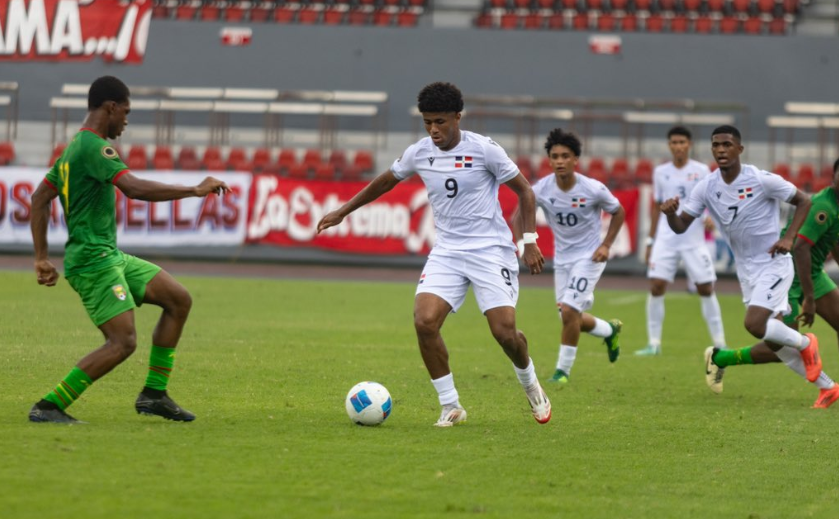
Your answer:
[247,176,639,259]
[0,0,151,64]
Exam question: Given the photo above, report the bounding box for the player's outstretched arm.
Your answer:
[317,170,401,233]
[115,172,230,202]
[592,205,625,262]
[505,173,544,274]
[770,190,811,257]
[793,237,815,327]
[30,181,59,287]
[661,197,694,234]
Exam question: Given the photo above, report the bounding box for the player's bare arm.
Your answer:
[793,236,815,327]
[317,170,401,233]
[770,190,810,257]
[646,201,661,264]
[592,206,625,263]
[661,197,695,234]
[115,172,230,201]
[505,173,544,274]
[30,181,59,287]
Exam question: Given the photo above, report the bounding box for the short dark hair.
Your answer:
[544,128,581,157]
[711,125,741,142]
[667,126,692,140]
[417,82,464,113]
[88,76,130,110]
[833,158,839,174]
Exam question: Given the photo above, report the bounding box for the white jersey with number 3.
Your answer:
[390,130,519,251]
[532,173,621,264]
[681,164,796,272]
[653,159,710,249]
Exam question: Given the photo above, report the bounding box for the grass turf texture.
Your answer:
[2,269,839,519]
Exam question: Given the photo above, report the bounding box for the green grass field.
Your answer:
[2,268,839,519]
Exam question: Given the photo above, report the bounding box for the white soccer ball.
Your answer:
[345,381,392,426]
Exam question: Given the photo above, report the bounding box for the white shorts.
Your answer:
[416,246,519,314]
[740,256,793,316]
[647,243,716,284]
[553,260,606,312]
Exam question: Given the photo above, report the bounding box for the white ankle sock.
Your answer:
[763,319,806,350]
[700,295,726,348]
[513,358,537,388]
[588,317,612,338]
[558,345,577,374]
[431,373,459,406]
[647,294,665,348]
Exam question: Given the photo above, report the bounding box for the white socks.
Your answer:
[557,345,577,374]
[647,294,665,348]
[431,373,459,406]
[763,319,808,350]
[700,295,727,349]
[588,317,612,338]
[513,358,538,388]
[774,346,834,389]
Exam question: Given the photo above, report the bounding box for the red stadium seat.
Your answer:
[490,0,508,7]
[562,0,578,8]
[252,148,273,173]
[373,10,393,26]
[538,157,553,178]
[199,6,221,21]
[127,145,148,170]
[524,13,543,29]
[153,146,175,170]
[719,16,740,33]
[645,14,665,31]
[500,13,519,29]
[547,13,565,29]
[756,0,774,11]
[683,0,701,11]
[342,165,363,182]
[597,13,615,31]
[586,0,604,10]
[152,5,171,19]
[708,161,718,171]
[620,13,638,31]
[288,162,309,179]
[768,17,786,34]
[277,149,297,172]
[302,149,323,170]
[397,11,418,26]
[657,0,676,12]
[298,8,320,24]
[227,147,251,171]
[202,147,225,171]
[0,141,15,165]
[514,0,532,9]
[782,0,798,14]
[743,16,762,33]
[538,0,557,8]
[732,0,751,13]
[670,15,689,32]
[611,158,629,179]
[635,0,652,10]
[175,5,197,20]
[328,149,348,172]
[694,15,713,32]
[226,5,246,22]
[611,0,629,9]
[812,176,832,193]
[773,163,791,180]
[324,9,345,25]
[572,13,589,30]
[274,8,296,23]
[348,10,371,25]
[250,5,272,22]
[706,0,724,12]
[177,147,200,170]
[634,159,653,183]
[354,150,375,173]
[314,163,337,181]
[475,13,493,28]
[820,163,835,180]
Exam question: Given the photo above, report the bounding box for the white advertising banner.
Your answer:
[0,168,251,247]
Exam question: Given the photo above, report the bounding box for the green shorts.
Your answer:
[66,253,162,327]
[784,270,837,325]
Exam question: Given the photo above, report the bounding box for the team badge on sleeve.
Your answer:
[816,211,828,225]
[455,156,472,168]
[102,146,119,159]
[737,188,754,199]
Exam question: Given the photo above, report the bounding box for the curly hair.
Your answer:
[667,125,692,140]
[544,128,581,157]
[711,125,741,142]
[88,76,130,110]
[417,82,464,113]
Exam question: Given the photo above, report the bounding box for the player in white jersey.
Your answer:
[514,129,625,384]
[636,126,727,357]
[662,125,823,395]
[317,82,551,426]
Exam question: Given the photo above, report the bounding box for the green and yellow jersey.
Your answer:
[790,186,839,276]
[44,129,129,277]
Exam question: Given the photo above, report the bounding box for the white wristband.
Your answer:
[645,237,654,246]
[516,239,525,257]
[522,232,539,244]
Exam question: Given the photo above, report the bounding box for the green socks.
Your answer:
[43,367,93,410]
[713,347,754,368]
[145,345,176,391]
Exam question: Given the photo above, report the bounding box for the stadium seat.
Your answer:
[314,163,337,181]
[515,156,534,179]
[812,176,832,192]
[127,145,148,170]
[562,0,578,8]
[342,164,363,181]
[227,147,251,171]
[199,5,220,21]
[572,13,589,30]
[475,13,493,27]
[277,149,297,173]
[588,157,605,175]
[768,17,786,34]
[719,16,739,33]
[348,10,371,25]
[773,163,791,180]
[226,3,246,22]
[373,10,393,26]
[683,0,701,11]
[153,146,175,170]
[611,0,629,10]
[547,13,565,29]
[597,13,615,31]
[302,149,323,170]
[795,163,814,190]
[274,8,296,23]
[620,13,638,31]
[0,141,15,165]
[500,13,520,29]
[645,14,665,32]
[708,161,718,171]
[743,16,762,33]
[252,148,274,173]
[634,159,653,184]
[298,8,320,24]
[324,9,346,25]
[515,0,532,8]
[537,157,553,178]
[635,0,652,10]
[782,0,798,14]
[202,147,225,171]
[397,11,419,26]
[694,15,713,32]
[354,150,375,173]
[820,163,835,180]
[250,5,272,22]
[288,162,309,180]
[658,0,676,12]
[732,0,751,13]
[757,0,775,12]
[538,0,558,8]
[706,0,724,12]
[524,13,543,29]
[152,5,171,19]
[177,147,201,170]
[328,149,348,172]
[670,15,689,32]
[586,0,604,10]
[491,0,508,7]
[175,5,197,20]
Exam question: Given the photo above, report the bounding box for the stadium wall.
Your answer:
[4,22,839,140]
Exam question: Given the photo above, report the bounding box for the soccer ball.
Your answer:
[345,381,392,426]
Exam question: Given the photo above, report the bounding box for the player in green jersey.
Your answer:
[28,76,230,423]
[706,158,839,409]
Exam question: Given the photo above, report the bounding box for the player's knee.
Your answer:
[560,306,581,327]
[110,333,138,359]
[650,281,667,297]
[696,283,714,297]
[490,325,518,348]
[413,314,440,337]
